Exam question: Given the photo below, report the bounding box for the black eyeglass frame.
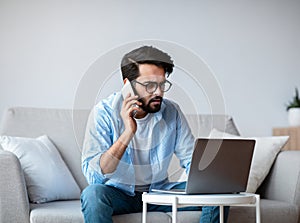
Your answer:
[131,79,172,94]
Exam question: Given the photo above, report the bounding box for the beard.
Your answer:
[138,96,163,113]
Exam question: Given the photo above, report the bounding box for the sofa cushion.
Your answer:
[0,135,81,203]
[29,199,299,223]
[228,199,299,223]
[30,200,173,223]
[0,107,89,190]
[113,212,172,223]
[30,200,84,223]
[258,151,300,206]
[209,129,289,193]
[166,211,201,223]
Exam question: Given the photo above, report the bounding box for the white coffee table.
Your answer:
[142,192,260,223]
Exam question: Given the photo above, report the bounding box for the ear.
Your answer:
[123,78,128,85]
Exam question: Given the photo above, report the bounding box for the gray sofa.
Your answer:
[0,107,299,223]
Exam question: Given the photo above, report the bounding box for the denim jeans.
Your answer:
[81,183,229,223]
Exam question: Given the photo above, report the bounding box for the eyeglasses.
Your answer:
[132,80,172,94]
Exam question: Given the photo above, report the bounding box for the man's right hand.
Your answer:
[120,94,142,135]
[100,94,142,174]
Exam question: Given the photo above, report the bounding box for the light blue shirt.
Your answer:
[82,92,195,195]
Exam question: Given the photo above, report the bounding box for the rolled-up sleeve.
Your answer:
[81,104,115,184]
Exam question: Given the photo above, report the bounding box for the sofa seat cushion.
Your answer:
[165,199,299,223]
[30,200,84,223]
[26,198,300,223]
[113,212,172,223]
[228,199,299,223]
[30,200,172,223]
[166,211,201,223]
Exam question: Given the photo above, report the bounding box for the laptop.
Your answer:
[151,138,256,194]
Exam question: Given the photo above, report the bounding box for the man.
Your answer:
[80,46,229,223]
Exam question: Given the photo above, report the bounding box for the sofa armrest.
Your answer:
[258,150,300,207]
[0,150,30,223]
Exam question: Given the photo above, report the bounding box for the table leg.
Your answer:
[255,194,261,223]
[219,205,224,223]
[142,200,147,223]
[172,196,178,223]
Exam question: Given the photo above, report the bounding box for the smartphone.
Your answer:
[121,80,136,99]
[121,79,138,117]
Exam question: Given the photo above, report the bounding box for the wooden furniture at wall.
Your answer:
[273,126,300,151]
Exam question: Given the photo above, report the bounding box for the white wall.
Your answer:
[0,0,299,136]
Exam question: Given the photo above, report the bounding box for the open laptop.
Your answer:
[151,138,255,194]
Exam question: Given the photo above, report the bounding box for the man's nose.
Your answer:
[153,85,163,96]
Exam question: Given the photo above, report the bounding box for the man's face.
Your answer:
[133,64,166,113]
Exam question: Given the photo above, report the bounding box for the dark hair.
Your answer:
[121,46,174,81]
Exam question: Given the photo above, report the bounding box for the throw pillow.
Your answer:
[209,129,289,193]
[0,135,81,203]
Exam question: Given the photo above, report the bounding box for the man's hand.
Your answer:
[120,94,142,135]
[100,94,142,174]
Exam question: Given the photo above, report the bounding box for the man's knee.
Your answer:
[81,184,111,210]
[82,184,104,198]
[81,184,116,223]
